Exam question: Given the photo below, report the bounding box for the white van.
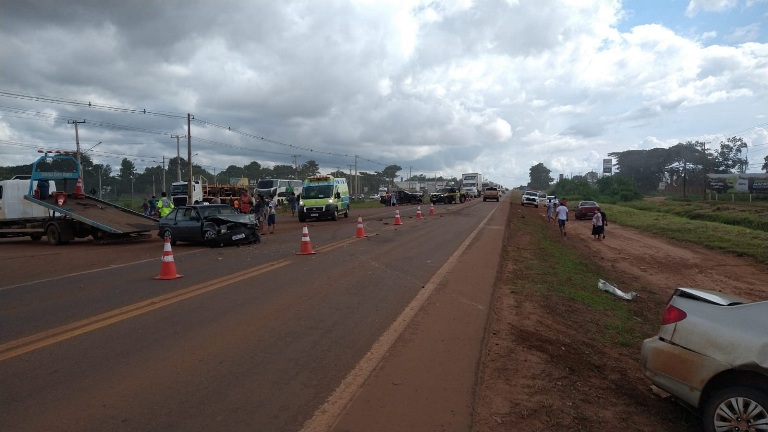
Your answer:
[254,179,302,205]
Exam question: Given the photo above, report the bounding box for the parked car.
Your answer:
[574,201,600,219]
[546,195,559,205]
[369,194,380,200]
[641,287,768,432]
[157,204,260,247]
[520,190,540,207]
[430,187,465,204]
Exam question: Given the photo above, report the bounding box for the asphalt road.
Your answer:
[0,198,509,432]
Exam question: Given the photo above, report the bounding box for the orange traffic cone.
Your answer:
[154,236,183,280]
[73,176,85,199]
[416,206,424,219]
[428,203,436,216]
[394,210,403,225]
[355,215,367,238]
[296,224,317,255]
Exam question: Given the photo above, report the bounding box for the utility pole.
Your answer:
[187,114,193,203]
[291,154,301,179]
[68,120,85,176]
[162,156,166,193]
[171,134,185,182]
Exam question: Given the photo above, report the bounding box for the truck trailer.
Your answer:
[461,173,483,198]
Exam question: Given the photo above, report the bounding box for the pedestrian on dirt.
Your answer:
[240,191,253,214]
[156,192,174,218]
[385,191,391,207]
[287,192,298,216]
[546,199,555,222]
[600,209,607,239]
[210,193,221,204]
[592,209,604,240]
[555,200,569,236]
[142,198,150,216]
[390,190,397,207]
[267,193,277,234]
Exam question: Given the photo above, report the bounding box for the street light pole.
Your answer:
[171,134,185,182]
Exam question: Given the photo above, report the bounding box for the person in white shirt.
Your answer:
[555,202,569,236]
[267,194,277,234]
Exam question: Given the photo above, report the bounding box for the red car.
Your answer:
[574,201,600,220]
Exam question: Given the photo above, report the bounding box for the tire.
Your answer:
[298,214,306,223]
[46,224,62,246]
[702,386,768,432]
[162,228,177,246]
[203,229,216,241]
[331,206,339,221]
[344,205,349,218]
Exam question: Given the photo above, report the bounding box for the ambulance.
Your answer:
[298,175,350,222]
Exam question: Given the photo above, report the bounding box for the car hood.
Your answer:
[206,214,254,224]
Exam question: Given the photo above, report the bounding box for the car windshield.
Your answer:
[303,185,333,199]
[525,191,537,196]
[580,201,597,207]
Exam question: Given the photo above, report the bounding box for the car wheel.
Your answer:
[702,386,768,432]
[162,228,177,246]
[298,214,306,223]
[203,229,216,241]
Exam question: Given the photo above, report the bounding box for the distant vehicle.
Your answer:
[380,190,422,205]
[298,175,350,222]
[641,287,768,432]
[430,187,464,204]
[520,190,540,207]
[461,173,482,198]
[574,201,600,219]
[482,187,500,202]
[157,204,260,247]
[369,194,380,200]
[255,179,302,205]
[546,195,558,205]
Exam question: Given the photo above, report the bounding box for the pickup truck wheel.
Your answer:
[162,229,177,246]
[46,224,62,246]
[30,234,43,241]
[702,386,768,432]
[331,208,339,221]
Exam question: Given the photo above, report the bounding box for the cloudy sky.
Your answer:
[1,0,767,188]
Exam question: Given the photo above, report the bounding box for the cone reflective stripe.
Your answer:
[394,210,403,225]
[355,215,367,238]
[428,203,436,216]
[154,236,183,280]
[296,224,317,255]
[416,206,424,219]
[73,176,85,199]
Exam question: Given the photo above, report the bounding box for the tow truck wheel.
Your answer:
[46,224,62,246]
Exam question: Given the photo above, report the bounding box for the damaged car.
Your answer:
[641,287,768,432]
[158,204,260,247]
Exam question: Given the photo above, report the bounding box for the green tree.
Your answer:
[381,165,402,187]
[712,136,748,174]
[243,161,263,181]
[528,163,552,190]
[762,155,768,172]
[297,160,320,179]
[272,164,296,179]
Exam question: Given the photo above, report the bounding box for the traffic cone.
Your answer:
[154,236,183,280]
[416,206,424,220]
[355,215,367,238]
[73,176,85,199]
[394,210,403,225]
[428,203,436,216]
[296,224,317,255]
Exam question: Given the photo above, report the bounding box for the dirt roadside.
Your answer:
[472,201,768,432]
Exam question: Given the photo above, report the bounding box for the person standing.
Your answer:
[142,198,150,216]
[149,195,158,217]
[156,192,174,218]
[210,193,221,204]
[267,194,277,234]
[600,209,608,239]
[591,209,603,240]
[240,191,252,214]
[546,199,554,222]
[287,192,298,217]
[555,201,569,236]
[255,194,268,234]
[390,190,397,207]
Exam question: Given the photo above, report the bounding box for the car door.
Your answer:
[174,207,201,241]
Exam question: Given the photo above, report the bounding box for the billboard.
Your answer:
[706,174,768,194]
[602,158,612,174]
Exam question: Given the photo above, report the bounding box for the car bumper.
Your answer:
[640,337,730,408]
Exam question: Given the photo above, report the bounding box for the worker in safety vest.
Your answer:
[156,192,174,217]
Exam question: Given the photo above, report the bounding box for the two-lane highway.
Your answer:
[1,199,507,431]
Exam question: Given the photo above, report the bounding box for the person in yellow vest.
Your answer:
[156,192,174,218]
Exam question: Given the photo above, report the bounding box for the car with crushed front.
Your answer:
[158,204,260,247]
[641,287,768,432]
[574,200,600,219]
